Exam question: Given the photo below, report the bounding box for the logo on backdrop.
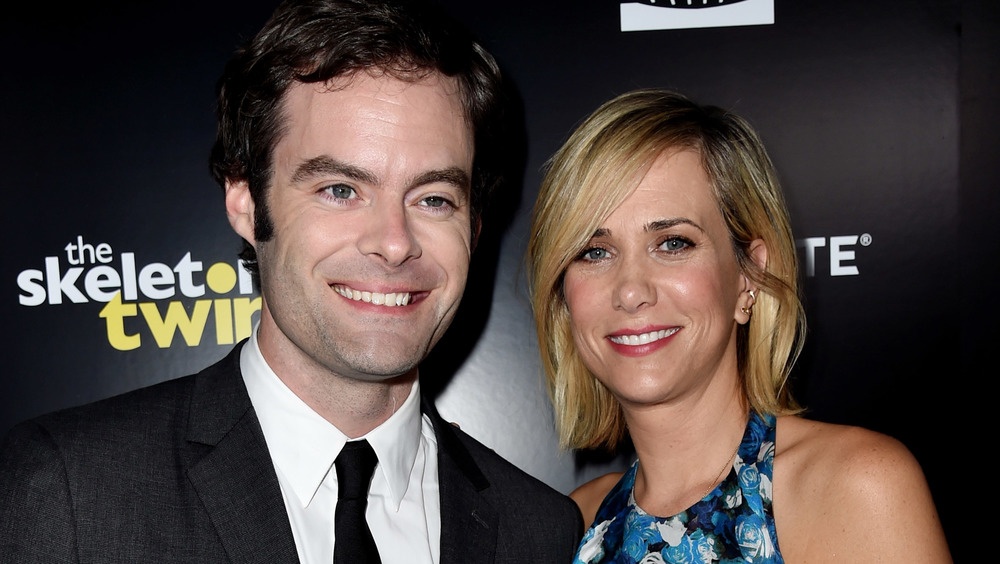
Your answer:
[620,0,774,32]
[16,235,260,351]
[797,234,871,277]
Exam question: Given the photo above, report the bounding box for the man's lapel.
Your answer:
[423,397,499,564]
[185,344,300,564]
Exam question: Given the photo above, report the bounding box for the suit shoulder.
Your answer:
[9,345,242,442]
[446,426,580,516]
[32,373,198,438]
[449,428,557,490]
[441,425,583,547]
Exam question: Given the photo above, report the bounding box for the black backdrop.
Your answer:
[3,1,996,560]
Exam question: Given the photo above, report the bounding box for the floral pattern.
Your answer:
[574,412,783,564]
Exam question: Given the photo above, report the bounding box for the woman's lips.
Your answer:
[606,327,680,356]
[607,327,679,346]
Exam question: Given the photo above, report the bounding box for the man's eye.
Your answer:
[420,196,453,209]
[324,184,356,199]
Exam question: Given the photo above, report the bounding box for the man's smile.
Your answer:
[333,283,412,307]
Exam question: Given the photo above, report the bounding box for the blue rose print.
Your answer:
[570,413,784,564]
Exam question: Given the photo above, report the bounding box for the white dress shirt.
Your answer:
[241,328,441,564]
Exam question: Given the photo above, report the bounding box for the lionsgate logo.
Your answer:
[796,234,872,277]
[620,0,775,32]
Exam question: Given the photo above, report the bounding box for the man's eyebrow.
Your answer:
[410,167,471,192]
[290,156,378,185]
[289,157,469,194]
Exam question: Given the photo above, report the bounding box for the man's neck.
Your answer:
[253,321,420,437]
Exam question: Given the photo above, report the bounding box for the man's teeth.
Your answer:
[608,328,679,346]
[334,285,411,307]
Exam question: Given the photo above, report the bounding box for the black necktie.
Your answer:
[334,439,381,564]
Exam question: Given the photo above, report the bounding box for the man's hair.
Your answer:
[528,89,806,451]
[209,0,504,276]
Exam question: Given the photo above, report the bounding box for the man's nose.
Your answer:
[357,202,421,267]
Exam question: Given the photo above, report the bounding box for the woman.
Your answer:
[528,90,951,563]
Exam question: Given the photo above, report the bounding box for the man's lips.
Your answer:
[607,327,680,346]
[332,284,412,307]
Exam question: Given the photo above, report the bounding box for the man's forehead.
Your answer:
[326,68,463,94]
[274,71,473,146]
[287,70,467,119]
[270,71,474,183]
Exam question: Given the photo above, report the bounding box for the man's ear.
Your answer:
[225,179,256,245]
[470,216,482,251]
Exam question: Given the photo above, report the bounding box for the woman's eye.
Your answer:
[659,237,691,252]
[324,184,356,200]
[579,247,609,261]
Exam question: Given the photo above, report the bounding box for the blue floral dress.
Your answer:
[574,412,783,564]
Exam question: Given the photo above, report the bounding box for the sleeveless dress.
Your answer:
[573,412,784,564]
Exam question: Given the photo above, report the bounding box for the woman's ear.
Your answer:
[736,239,768,325]
[748,238,768,272]
[225,179,256,246]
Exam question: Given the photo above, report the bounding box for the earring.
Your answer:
[741,289,757,316]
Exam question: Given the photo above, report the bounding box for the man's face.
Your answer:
[227,72,475,383]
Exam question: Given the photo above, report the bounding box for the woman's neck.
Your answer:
[625,377,749,517]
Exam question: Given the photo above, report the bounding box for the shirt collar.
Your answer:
[240,327,422,512]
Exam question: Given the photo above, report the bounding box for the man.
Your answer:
[0,0,582,562]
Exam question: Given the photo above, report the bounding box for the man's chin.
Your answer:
[327,347,427,382]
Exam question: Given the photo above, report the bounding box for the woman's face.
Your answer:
[562,149,749,408]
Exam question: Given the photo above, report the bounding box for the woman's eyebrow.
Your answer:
[646,217,704,233]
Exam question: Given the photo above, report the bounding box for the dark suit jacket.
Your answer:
[0,343,582,563]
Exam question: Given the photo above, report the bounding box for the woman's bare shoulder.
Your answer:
[774,415,952,562]
[776,415,932,500]
[776,415,932,491]
[570,472,624,527]
[778,414,911,461]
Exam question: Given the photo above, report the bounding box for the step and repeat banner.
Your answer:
[4,1,992,559]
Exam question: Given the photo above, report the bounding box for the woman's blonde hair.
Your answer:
[528,89,806,451]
